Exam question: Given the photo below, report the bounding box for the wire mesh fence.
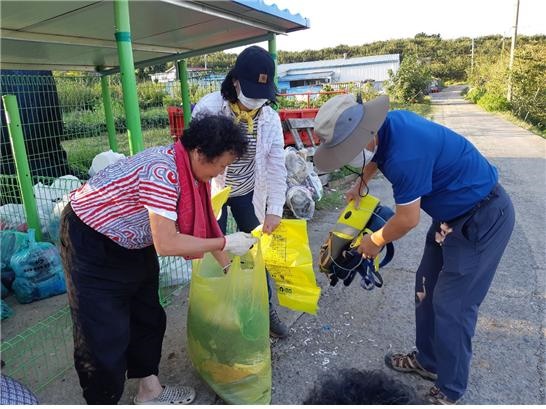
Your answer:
[0,71,196,392]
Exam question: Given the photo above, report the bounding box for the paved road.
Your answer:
[266,86,545,405]
[37,86,545,404]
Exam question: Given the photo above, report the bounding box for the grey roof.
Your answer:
[0,0,309,73]
[279,71,334,82]
[278,54,400,74]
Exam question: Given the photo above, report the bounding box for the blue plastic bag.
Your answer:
[1,283,9,299]
[1,299,14,320]
[9,229,66,304]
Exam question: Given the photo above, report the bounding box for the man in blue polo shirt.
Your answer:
[313,94,515,404]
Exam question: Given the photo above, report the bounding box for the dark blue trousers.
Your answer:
[217,191,273,304]
[60,204,166,404]
[414,184,515,401]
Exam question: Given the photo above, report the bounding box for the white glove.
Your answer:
[223,232,257,256]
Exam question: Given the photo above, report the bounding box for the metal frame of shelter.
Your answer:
[0,0,309,392]
[1,0,309,240]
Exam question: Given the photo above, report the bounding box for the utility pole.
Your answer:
[507,0,520,102]
[471,37,475,75]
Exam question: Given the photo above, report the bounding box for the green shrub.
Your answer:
[478,93,510,112]
[465,87,485,103]
[137,81,168,109]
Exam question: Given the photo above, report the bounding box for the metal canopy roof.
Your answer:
[0,0,309,74]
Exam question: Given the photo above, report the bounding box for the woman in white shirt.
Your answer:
[192,46,289,338]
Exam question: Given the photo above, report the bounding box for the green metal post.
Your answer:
[100,76,118,152]
[177,60,192,130]
[2,95,43,241]
[268,35,278,87]
[113,0,143,154]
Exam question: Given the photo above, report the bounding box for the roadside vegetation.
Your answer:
[53,33,544,175]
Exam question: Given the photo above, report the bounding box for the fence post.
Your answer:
[2,95,43,241]
[268,34,278,86]
[113,0,144,154]
[100,75,118,152]
[177,60,192,130]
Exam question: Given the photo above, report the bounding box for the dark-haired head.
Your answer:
[181,114,247,181]
[221,45,278,107]
[303,369,423,405]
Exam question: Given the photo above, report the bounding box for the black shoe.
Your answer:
[269,308,289,338]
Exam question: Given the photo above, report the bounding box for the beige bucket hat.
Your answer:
[313,94,389,172]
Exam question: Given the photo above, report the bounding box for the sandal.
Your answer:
[134,385,196,405]
[426,386,457,405]
[384,350,437,381]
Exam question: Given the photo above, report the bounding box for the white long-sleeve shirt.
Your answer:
[192,92,287,222]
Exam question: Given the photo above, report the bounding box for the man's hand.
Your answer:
[263,214,281,234]
[358,234,382,259]
[345,182,362,208]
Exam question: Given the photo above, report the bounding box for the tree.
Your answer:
[385,55,432,103]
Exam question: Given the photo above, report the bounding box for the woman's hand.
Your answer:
[263,214,281,234]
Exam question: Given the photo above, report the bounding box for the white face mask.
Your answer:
[347,144,377,169]
[347,151,364,168]
[234,81,268,110]
[364,145,377,166]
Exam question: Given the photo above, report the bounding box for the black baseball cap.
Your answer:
[232,46,276,101]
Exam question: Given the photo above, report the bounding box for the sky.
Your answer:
[227,0,545,53]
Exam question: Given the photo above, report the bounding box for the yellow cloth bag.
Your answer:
[187,242,271,405]
[254,219,321,315]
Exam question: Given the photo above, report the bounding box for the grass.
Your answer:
[391,100,433,119]
[315,188,345,211]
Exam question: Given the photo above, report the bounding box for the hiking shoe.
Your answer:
[269,308,289,338]
[426,386,457,405]
[384,350,437,381]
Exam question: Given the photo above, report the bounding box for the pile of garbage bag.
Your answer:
[284,147,323,220]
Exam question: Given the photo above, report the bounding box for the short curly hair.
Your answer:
[303,369,422,405]
[181,114,248,161]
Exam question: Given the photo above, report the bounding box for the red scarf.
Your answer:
[174,141,224,259]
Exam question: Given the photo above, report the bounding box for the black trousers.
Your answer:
[59,204,166,404]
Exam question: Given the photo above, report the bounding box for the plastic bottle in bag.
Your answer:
[286,185,315,220]
[10,229,66,304]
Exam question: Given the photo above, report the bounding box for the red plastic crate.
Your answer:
[167,106,184,138]
[278,108,320,147]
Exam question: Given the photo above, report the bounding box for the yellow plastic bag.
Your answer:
[187,242,271,405]
[211,186,231,219]
[254,219,321,315]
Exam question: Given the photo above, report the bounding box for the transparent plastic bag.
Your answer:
[47,194,70,244]
[89,150,126,177]
[10,229,66,304]
[286,185,315,220]
[284,147,309,185]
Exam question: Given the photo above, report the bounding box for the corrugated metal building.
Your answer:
[277,54,400,93]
